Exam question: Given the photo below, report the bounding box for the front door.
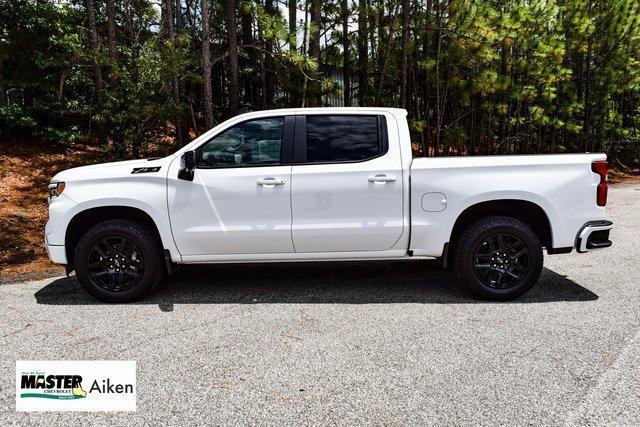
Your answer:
[168,116,294,256]
[291,114,404,253]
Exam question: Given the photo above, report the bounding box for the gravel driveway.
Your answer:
[1,181,639,424]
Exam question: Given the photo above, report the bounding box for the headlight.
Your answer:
[48,181,65,198]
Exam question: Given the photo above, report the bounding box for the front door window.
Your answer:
[196,118,284,168]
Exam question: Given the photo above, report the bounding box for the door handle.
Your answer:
[368,174,397,183]
[257,178,285,186]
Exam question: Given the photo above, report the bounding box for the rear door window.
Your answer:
[304,115,386,163]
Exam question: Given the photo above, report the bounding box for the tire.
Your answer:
[454,216,543,300]
[74,219,164,302]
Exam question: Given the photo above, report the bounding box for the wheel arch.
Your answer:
[65,206,165,270]
[449,199,553,253]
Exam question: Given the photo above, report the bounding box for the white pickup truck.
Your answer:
[45,107,613,302]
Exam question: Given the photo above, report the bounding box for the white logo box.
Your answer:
[16,360,136,412]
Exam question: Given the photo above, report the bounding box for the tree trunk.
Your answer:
[301,0,309,105]
[175,0,189,141]
[375,0,385,99]
[498,44,507,149]
[256,12,267,108]
[434,0,442,156]
[342,0,351,106]
[308,0,322,106]
[201,0,214,129]
[289,0,298,105]
[357,0,368,106]
[375,5,399,104]
[58,69,70,101]
[226,0,240,115]
[85,0,102,102]
[241,2,254,106]
[400,0,409,109]
[289,0,297,52]
[583,39,592,152]
[264,0,275,108]
[164,0,184,145]
[106,0,117,62]
[0,59,6,105]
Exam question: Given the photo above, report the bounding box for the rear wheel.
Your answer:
[454,216,543,300]
[75,219,164,302]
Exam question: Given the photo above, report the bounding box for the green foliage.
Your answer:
[0,0,639,166]
[0,103,36,130]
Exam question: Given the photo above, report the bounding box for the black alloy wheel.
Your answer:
[454,215,543,300]
[86,236,145,292]
[75,219,164,302]
[472,233,530,289]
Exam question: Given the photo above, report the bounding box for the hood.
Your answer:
[51,157,172,183]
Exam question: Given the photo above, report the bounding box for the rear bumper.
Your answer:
[44,237,67,264]
[576,220,613,253]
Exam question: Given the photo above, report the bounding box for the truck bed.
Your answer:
[409,153,607,257]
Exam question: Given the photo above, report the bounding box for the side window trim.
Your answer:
[292,114,389,166]
[292,115,307,164]
[281,115,295,164]
[378,115,388,155]
[194,115,295,169]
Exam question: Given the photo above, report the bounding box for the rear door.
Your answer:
[290,114,404,252]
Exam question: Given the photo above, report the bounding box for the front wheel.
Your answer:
[454,216,543,300]
[74,219,164,302]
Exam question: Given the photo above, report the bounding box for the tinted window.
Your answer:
[197,117,284,167]
[306,115,381,162]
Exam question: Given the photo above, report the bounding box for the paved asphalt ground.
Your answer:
[1,182,639,425]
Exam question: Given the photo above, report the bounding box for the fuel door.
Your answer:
[421,192,447,212]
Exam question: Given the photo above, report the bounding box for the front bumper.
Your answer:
[44,237,68,264]
[576,220,613,253]
[44,193,77,265]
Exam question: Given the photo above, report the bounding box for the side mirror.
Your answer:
[178,151,196,181]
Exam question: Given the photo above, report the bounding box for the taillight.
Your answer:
[591,160,608,206]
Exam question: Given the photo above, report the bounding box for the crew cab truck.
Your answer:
[45,108,613,302]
